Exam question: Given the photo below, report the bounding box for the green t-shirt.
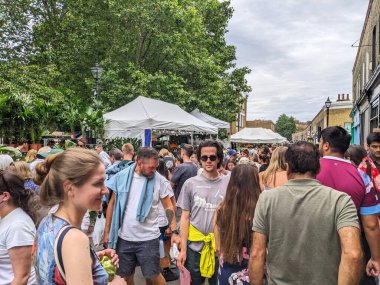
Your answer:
[252,179,359,285]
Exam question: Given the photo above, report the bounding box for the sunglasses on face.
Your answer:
[78,144,85,148]
[200,155,218,162]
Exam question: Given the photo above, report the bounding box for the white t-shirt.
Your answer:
[157,179,174,228]
[81,211,94,238]
[119,173,171,241]
[0,208,36,285]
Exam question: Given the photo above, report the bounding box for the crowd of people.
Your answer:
[0,126,379,285]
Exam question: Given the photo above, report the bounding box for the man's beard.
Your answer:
[141,170,155,179]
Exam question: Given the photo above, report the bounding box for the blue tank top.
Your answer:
[35,214,109,285]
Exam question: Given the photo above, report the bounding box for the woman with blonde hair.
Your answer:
[259,146,288,191]
[7,161,40,193]
[35,148,125,285]
[25,149,37,163]
[159,148,175,173]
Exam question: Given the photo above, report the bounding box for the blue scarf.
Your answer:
[105,163,156,248]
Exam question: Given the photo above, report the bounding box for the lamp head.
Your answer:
[325,97,332,109]
[90,63,103,80]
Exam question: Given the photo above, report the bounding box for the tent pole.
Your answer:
[191,133,194,145]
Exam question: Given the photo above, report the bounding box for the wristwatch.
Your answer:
[171,229,179,235]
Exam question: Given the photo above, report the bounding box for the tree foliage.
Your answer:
[0,0,251,142]
[275,114,297,141]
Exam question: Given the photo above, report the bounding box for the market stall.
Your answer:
[190,109,230,130]
[230,127,287,144]
[103,96,218,145]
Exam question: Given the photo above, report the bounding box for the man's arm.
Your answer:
[337,226,363,285]
[161,195,176,228]
[362,214,380,276]
[170,196,177,217]
[170,166,182,188]
[177,209,190,271]
[9,246,33,285]
[103,191,115,248]
[248,232,267,285]
[213,209,220,255]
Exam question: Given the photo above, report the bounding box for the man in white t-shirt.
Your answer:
[104,147,179,285]
[95,143,112,168]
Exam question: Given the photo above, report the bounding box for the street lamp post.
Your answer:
[90,63,103,101]
[325,97,332,127]
[89,63,103,144]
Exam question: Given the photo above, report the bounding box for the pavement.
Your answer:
[135,266,180,284]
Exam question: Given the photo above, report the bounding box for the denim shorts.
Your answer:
[116,237,161,278]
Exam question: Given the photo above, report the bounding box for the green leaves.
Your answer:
[1,0,251,142]
[0,62,66,143]
[275,114,297,141]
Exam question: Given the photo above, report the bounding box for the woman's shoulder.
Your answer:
[61,227,89,252]
[63,227,88,242]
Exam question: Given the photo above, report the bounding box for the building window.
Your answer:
[373,26,377,73]
[370,100,379,131]
[367,52,370,82]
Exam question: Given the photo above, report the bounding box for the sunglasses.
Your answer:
[200,155,218,162]
[78,144,85,148]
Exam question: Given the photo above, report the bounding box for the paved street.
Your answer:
[135,267,180,284]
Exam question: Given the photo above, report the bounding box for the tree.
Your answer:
[275,114,297,141]
[0,61,66,143]
[0,0,251,140]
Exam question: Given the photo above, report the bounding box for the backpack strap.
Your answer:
[54,225,75,282]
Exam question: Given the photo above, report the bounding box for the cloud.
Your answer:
[227,0,368,122]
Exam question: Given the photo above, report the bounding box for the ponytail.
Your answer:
[34,152,62,185]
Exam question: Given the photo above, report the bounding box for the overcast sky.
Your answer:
[226,0,369,122]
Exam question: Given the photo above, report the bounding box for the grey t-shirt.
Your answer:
[171,162,198,200]
[177,173,230,252]
[252,179,359,285]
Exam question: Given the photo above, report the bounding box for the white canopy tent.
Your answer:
[230,127,287,144]
[190,109,230,130]
[103,96,218,139]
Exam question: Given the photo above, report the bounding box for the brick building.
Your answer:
[230,95,248,134]
[246,120,275,131]
[292,94,352,142]
[352,0,380,144]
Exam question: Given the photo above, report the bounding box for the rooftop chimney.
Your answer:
[347,94,350,101]
[338,94,341,101]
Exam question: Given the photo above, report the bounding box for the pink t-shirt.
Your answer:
[317,156,378,214]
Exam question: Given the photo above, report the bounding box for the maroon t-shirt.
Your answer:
[316,156,366,212]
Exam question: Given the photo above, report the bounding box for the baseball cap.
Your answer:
[37,147,63,158]
[227,149,238,156]
[237,157,251,165]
